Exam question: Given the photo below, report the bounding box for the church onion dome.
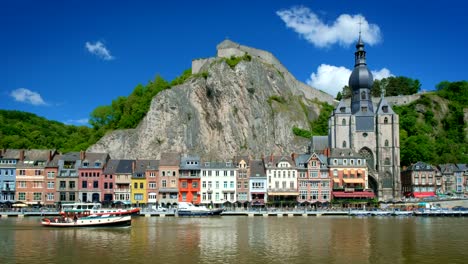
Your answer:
[348,35,374,91]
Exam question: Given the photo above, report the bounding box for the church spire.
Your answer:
[354,26,367,67]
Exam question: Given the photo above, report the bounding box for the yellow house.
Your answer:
[131,160,151,206]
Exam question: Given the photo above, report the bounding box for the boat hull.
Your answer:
[177,209,224,217]
[41,216,132,228]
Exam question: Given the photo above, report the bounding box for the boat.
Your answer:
[392,210,414,216]
[41,209,132,227]
[176,202,224,216]
[60,202,140,216]
[370,210,393,217]
[349,210,371,217]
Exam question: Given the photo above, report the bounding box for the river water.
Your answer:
[0,216,467,264]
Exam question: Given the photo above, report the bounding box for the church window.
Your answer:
[384,117,388,124]
[342,141,347,148]
[363,133,368,137]
[361,107,368,112]
[384,140,389,147]
[340,107,345,113]
[361,91,366,100]
[384,158,391,165]
[342,119,346,125]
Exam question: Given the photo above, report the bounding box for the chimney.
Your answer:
[132,161,136,172]
[20,150,25,161]
[80,150,85,160]
[48,150,53,162]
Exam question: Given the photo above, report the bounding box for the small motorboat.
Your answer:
[176,202,223,217]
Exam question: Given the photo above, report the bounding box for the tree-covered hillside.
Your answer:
[0,110,96,152]
[394,81,467,166]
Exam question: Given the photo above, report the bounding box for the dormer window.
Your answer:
[226,162,231,167]
[83,162,89,167]
[340,107,345,113]
[205,162,210,167]
[361,107,368,112]
[382,106,388,113]
[95,162,101,167]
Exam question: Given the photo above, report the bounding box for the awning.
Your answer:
[333,178,340,183]
[333,191,375,198]
[413,192,436,198]
[343,178,364,183]
[251,199,265,205]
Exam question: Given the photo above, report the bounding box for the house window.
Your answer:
[82,181,87,188]
[162,180,167,188]
[93,181,98,188]
[182,181,187,188]
[192,182,198,188]
[342,141,347,148]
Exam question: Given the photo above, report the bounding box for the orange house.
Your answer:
[178,156,201,204]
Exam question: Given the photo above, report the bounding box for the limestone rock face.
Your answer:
[88,40,336,159]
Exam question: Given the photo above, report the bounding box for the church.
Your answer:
[317,34,401,201]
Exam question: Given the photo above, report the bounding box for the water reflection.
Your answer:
[1,216,468,264]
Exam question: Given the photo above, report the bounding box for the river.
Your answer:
[0,216,467,264]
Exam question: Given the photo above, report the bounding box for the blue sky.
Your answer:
[2,0,467,126]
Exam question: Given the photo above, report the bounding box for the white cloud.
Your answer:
[65,118,89,125]
[307,64,394,97]
[10,88,47,105]
[277,6,381,48]
[85,41,114,60]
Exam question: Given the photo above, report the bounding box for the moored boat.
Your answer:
[41,209,132,227]
[177,202,223,216]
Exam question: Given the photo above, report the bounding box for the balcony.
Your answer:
[1,187,15,192]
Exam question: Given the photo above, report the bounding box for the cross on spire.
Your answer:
[358,17,363,38]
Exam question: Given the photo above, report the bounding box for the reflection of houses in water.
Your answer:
[198,218,238,262]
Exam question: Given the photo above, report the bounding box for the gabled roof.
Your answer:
[134,160,157,174]
[406,161,434,171]
[376,97,396,115]
[310,136,329,153]
[334,99,351,114]
[0,149,21,159]
[438,163,458,173]
[159,152,180,167]
[81,152,109,169]
[266,155,294,168]
[116,160,134,174]
[250,160,266,178]
[103,159,120,174]
[233,155,250,166]
[294,154,309,167]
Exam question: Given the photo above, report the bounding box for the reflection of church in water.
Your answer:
[313,35,401,201]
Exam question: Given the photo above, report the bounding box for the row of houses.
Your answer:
[0,149,466,208]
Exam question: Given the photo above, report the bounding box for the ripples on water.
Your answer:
[1,216,467,264]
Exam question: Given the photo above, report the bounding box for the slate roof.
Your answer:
[405,161,434,172]
[180,156,201,170]
[310,136,329,152]
[249,160,266,178]
[159,152,180,166]
[116,160,135,174]
[103,159,120,175]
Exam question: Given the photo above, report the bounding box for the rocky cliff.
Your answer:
[87,40,336,159]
